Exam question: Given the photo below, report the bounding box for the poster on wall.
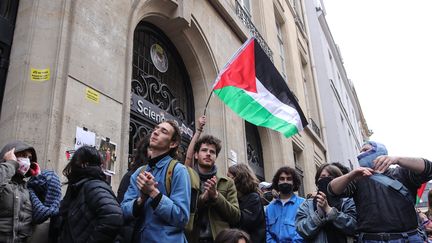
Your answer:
[75,127,96,150]
[99,138,116,184]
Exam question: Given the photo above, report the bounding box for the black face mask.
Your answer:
[316,176,333,194]
[278,183,293,195]
[315,176,342,209]
[263,191,273,202]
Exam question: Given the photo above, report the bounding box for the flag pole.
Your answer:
[203,90,213,116]
[203,38,253,116]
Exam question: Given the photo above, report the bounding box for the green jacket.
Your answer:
[188,172,240,242]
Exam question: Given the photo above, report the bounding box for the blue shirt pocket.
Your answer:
[283,218,301,241]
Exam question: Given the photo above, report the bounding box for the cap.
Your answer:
[259,181,272,190]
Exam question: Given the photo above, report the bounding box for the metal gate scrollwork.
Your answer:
[129,22,194,165]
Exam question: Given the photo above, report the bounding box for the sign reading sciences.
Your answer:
[131,93,193,139]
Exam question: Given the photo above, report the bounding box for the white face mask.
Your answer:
[16,157,31,175]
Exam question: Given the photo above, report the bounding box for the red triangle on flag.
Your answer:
[213,39,257,93]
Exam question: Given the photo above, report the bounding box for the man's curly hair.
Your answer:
[272,166,301,192]
[193,135,222,156]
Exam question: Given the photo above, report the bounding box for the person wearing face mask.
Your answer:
[265,166,305,243]
[295,164,357,243]
[259,182,274,207]
[329,141,432,242]
[0,140,41,243]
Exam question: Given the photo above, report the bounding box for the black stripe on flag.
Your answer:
[253,39,308,128]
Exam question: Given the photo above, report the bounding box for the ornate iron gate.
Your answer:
[0,0,19,112]
[129,22,195,164]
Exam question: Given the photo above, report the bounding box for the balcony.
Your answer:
[235,0,273,62]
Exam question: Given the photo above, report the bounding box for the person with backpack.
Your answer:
[185,134,241,243]
[227,163,266,243]
[329,141,432,242]
[121,120,191,242]
[56,145,123,243]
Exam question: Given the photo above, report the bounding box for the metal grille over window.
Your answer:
[235,0,273,62]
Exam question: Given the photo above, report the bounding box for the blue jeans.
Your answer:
[359,232,424,243]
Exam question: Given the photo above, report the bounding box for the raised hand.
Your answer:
[351,167,374,180]
[315,191,331,214]
[373,155,399,173]
[198,115,206,131]
[137,170,159,196]
[204,176,218,200]
[3,148,16,161]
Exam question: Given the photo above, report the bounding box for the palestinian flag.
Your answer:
[416,182,427,204]
[213,38,308,138]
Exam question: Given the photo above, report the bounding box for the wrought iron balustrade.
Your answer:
[235,0,273,62]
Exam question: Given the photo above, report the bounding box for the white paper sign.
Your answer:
[228,149,238,164]
[75,127,96,149]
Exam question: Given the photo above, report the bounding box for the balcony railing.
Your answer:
[235,0,273,62]
[309,118,321,138]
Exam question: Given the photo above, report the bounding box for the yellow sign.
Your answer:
[30,68,50,82]
[86,88,99,104]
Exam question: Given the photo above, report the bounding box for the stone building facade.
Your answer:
[305,0,371,169]
[0,0,327,195]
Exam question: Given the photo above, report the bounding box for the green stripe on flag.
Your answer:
[214,86,299,138]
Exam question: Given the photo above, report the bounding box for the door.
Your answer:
[0,0,19,112]
[129,22,195,165]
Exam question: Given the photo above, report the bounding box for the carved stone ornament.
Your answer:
[150,43,168,73]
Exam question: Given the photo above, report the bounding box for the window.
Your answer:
[239,0,251,16]
[293,0,305,29]
[293,146,305,197]
[276,21,287,81]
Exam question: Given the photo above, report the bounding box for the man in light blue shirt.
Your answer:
[266,166,305,243]
[121,121,191,243]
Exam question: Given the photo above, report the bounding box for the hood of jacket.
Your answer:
[0,140,37,163]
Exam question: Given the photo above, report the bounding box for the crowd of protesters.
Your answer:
[1,116,432,243]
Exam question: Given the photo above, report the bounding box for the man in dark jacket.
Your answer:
[0,140,40,243]
[329,141,432,242]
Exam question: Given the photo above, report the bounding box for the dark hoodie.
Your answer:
[0,140,36,243]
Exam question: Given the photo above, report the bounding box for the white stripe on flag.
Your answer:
[245,78,304,130]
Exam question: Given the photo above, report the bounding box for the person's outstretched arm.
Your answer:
[373,156,425,173]
[184,115,206,168]
[374,156,432,186]
[329,167,373,195]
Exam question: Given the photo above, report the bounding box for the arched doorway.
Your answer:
[129,21,195,165]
